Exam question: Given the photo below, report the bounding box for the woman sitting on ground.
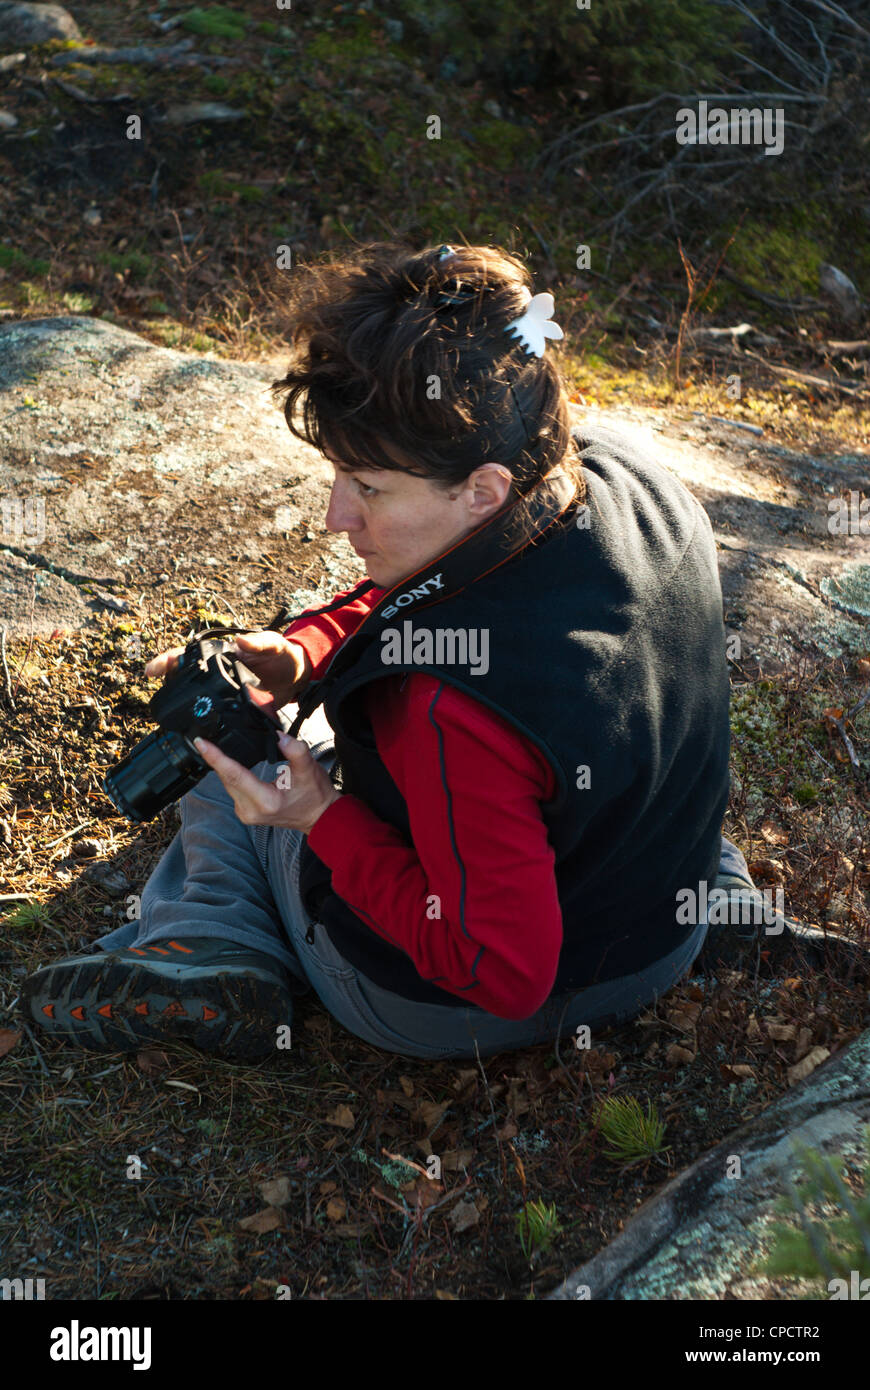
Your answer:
[24,240,758,1060]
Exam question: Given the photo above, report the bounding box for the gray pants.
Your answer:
[95,709,746,1059]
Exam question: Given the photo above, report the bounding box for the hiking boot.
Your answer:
[696,874,869,978]
[20,938,296,1060]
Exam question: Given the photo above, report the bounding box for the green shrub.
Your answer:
[759,1129,870,1294]
[180,6,250,41]
[386,0,746,97]
[0,245,50,276]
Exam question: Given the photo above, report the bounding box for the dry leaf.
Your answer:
[258,1176,293,1207]
[434,1290,459,1300]
[324,1104,355,1130]
[449,1198,481,1233]
[0,1029,22,1058]
[496,1120,518,1140]
[665,1042,695,1068]
[377,1089,416,1113]
[766,1022,796,1042]
[579,1048,616,1077]
[722,1063,755,1080]
[721,970,746,987]
[668,1006,700,1034]
[238,1206,283,1234]
[319,1180,338,1195]
[787,1046,830,1085]
[748,857,787,884]
[506,1078,530,1116]
[414,1099,449,1133]
[451,1069,478,1095]
[136,1048,170,1073]
[794,1026,813,1059]
[759,821,789,847]
[441,1149,473,1171]
[398,1075,414,1097]
[745,1015,761,1041]
[326,1197,347,1222]
[407,1178,444,1212]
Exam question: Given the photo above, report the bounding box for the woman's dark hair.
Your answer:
[270,241,585,510]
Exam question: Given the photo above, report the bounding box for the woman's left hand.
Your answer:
[193,731,342,834]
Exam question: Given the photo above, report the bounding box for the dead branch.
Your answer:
[718,269,825,312]
[0,543,121,589]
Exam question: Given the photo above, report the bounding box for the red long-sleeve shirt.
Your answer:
[284,587,563,1019]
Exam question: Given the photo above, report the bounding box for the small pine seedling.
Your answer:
[515,1199,563,1261]
[596,1094,669,1164]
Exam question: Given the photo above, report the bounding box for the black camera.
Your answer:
[103,630,293,824]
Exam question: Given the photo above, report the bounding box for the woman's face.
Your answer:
[323,444,513,592]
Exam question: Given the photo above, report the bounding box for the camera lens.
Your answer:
[103,727,206,822]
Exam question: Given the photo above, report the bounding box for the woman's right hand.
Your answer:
[144,631,312,708]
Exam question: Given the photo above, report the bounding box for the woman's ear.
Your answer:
[468,463,514,513]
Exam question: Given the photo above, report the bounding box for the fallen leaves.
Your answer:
[448,1197,482,1233]
[258,1176,293,1207]
[238,1206,283,1235]
[136,1048,170,1073]
[575,1048,618,1086]
[441,1148,473,1171]
[0,1028,21,1058]
[759,820,789,847]
[787,1046,831,1086]
[765,1021,796,1042]
[720,1062,756,1081]
[324,1103,355,1130]
[748,856,789,885]
[415,1099,450,1134]
[667,1000,702,1034]
[665,1042,696,1068]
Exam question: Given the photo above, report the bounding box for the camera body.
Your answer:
[103,637,292,823]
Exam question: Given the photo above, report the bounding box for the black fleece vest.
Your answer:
[294,424,730,1008]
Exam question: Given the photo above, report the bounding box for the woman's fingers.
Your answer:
[194,738,279,809]
[144,645,185,678]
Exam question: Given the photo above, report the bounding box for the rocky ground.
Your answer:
[1,315,868,1302]
[2,315,868,673]
[1,0,869,1308]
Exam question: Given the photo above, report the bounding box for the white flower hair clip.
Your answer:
[504,292,564,359]
[436,245,563,358]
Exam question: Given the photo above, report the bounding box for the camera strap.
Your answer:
[282,466,580,738]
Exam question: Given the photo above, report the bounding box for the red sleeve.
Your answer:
[306,673,563,1020]
[282,583,384,680]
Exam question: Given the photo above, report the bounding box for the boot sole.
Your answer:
[21,956,293,1061]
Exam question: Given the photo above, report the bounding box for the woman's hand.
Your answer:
[192,731,341,834]
[144,630,312,707]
